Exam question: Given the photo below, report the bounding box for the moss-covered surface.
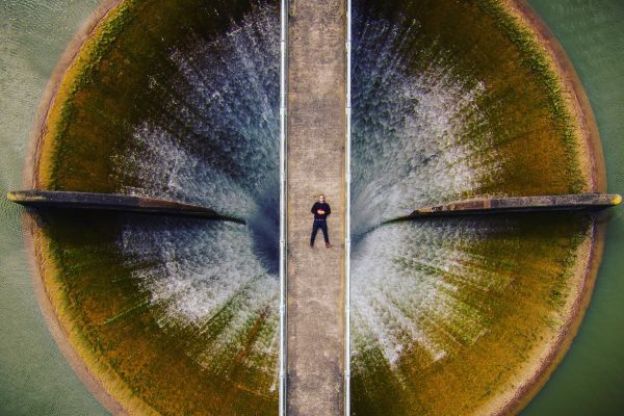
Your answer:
[30,0,280,415]
[33,210,278,415]
[29,0,604,414]
[37,0,266,192]
[350,0,604,415]
[351,213,594,416]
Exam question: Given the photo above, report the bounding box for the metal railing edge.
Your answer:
[279,0,288,414]
[345,0,352,414]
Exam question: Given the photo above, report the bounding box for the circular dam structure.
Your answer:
[18,0,609,415]
[348,1,606,415]
[27,1,282,414]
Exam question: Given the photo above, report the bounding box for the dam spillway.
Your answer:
[4,0,623,415]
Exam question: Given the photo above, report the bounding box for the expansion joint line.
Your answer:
[279,0,287,415]
[345,0,352,414]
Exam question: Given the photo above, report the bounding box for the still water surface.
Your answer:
[0,1,108,415]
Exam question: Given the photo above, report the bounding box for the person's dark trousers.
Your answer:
[310,219,329,246]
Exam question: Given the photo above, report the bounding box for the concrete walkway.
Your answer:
[286,0,346,415]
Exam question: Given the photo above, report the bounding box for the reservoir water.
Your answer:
[0,2,107,414]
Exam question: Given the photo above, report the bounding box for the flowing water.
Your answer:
[1,0,623,415]
[0,2,107,414]
[523,1,624,414]
[349,0,621,414]
[2,0,281,414]
[109,4,281,380]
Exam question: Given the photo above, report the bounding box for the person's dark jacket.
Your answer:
[311,202,331,220]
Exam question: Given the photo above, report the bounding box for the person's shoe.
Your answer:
[310,243,314,249]
[325,242,332,248]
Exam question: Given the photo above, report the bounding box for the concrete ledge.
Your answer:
[406,193,622,218]
[7,190,243,223]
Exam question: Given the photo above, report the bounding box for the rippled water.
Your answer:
[0,1,108,415]
[2,0,281,414]
[32,1,281,413]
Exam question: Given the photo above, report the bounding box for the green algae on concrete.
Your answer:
[30,212,278,416]
[353,0,600,202]
[36,0,268,193]
[26,0,281,415]
[350,0,608,415]
[351,213,600,416]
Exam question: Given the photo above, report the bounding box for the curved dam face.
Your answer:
[27,0,281,414]
[20,0,609,415]
[350,0,605,415]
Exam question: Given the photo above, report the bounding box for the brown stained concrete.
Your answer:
[407,193,622,218]
[8,190,240,221]
[286,0,346,415]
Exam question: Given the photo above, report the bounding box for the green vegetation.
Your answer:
[35,211,278,415]
[38,0,259,192]
[477,0,586,193]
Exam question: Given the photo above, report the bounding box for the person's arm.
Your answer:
[311,203,317,215]
[326,204,331,217]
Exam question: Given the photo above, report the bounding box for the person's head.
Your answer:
[319,194,325,203]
